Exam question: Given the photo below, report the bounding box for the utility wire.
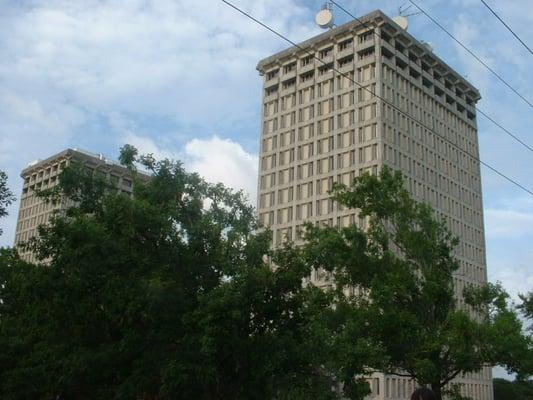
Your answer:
[476,108,533,153]
[480,0,533,55]
[408,0,533,108]
[329,0,533,154]
[221,0,533,197]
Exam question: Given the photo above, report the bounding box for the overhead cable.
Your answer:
[480,0,533,55]
[408,0,533,108]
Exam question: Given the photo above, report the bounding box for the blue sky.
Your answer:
[0,0,532,315]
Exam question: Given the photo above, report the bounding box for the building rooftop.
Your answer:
[256,9,480,100]
[21,148,150,178]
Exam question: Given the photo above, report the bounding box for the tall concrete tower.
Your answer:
[256,10,491,400]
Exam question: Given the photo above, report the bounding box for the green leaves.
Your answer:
[118,144,138,170]
[2,157,530,400]
[0,146,346,400]
[304,166,532,399]
[0,170,15,236]
[493,378,533,400]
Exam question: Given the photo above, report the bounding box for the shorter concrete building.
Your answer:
[14,148,145,262]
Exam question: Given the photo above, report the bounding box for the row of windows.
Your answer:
[383,145,481,204]
[381,117,480,179]
[263,119,377,150]
[461,367,493,382]
[261,161,484,238]
[456,240,486,265]
[372,376,487,400]
[261,185,483,241]
[15,226,42,246]
[383,122,478,176]
[265,64,376,97]
[263,81,375,118]
[383,377,415,399]
[261,138,483,229]
[24,162,66,184]
[17,199,57,220]
[261,143,379,173]
[263,103,377,134]
[267,64,475,142]
[404,176,484,229]
[264,79,476,167]
[263,124,378,153]
[447,382,490,400]
[16,212,54,233]
[382,80,475,129]
[262,176,335,204]
[382,84,476,139]
[381,89,477,154]
[261,199,337,224]
[22,175,59,195]
[381,33,476,101]
[263,31,375,80]
[382,64,476,124]
[260,165,378,209]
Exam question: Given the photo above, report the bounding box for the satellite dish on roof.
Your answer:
[392,15,408,30]
[315,5,334,29]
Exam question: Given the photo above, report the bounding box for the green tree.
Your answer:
[0,170,15,236]
[464,283,533,381]
[303,167,532,400]
[517,291,533,379]
[519,291,533,326]
[493,378,533,400]
[0,147,375,400]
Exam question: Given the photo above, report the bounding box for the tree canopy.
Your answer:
[493,378,533,400]
[0,147,376,400]
[0,154,531,400]
[0,170,15,236]
[302,167,532,400]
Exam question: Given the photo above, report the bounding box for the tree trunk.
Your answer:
[431,382,443,400]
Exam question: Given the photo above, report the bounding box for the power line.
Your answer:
[220,0,533,197]
[408,0,533,108]
[476,108,533,153]
[480,0,533,55]
[329,0,533,154]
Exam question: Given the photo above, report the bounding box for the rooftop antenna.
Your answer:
[393,2,422,30]
[315,2,335,29]
[398,2,422,18]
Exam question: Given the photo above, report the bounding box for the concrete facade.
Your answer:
[256,10,491,400]
[14,148,141,263]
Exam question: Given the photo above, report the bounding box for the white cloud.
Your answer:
[488,258,533,303]
[184,136,258,204]
[485,208,533,238]
[0,0,315,133]
[119,133,258,204]
[484,196,533,300]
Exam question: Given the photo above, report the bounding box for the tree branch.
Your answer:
[441,369,462,386]
[389,371,417,378]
